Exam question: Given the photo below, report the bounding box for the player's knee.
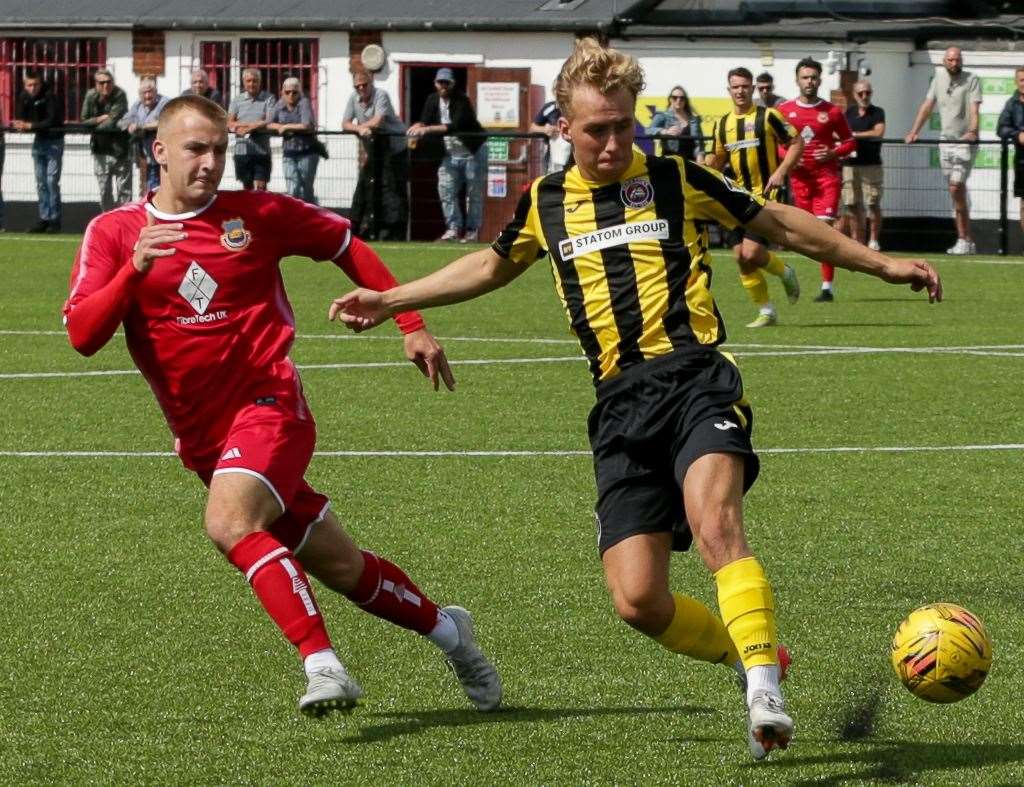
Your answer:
[736,252,759,272]
[204,510,260,553]
[610,584,664,633]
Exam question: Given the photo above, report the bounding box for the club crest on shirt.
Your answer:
[620,177,654,209]
[220,217,251,251]
[817,111,829,123]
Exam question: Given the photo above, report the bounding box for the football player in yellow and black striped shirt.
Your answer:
[330,38,941,761]
[709,66,805,328]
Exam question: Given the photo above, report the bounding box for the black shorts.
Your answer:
[724,225,770,248]
[1015,157,1024,198]
[588,350,760,556]
[234,154,272,187]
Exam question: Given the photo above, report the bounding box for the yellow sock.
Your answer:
[715,557,778,670]
[654,592,740,665]
[763,252,786,277]
[739,269,770,306]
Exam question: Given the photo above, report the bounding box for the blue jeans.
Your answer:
[32,137,64,223]
[437,145,488,232]
[283,153,319,204]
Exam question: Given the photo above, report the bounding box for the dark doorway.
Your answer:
[402,63,470,241]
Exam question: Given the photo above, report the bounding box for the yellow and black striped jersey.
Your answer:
[492,149,765,385]
[712,106,795,198]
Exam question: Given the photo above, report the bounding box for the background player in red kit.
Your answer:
[62,95,501,717]
[779,58,855,302]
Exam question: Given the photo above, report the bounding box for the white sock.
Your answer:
[746,664,781,706]
[821,282,833,292]
[426,609,461,653]
[759,305,776,316]
[303,648,344,678]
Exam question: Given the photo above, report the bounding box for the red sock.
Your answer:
[228,531,332,658]
[820,262,835,283]
[345,551,440,635]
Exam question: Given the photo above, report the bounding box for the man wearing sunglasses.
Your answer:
[841,80,885,251]
[81,69,132,211]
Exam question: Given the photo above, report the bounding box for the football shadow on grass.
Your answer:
[780,322,928,330]
[336,704,714,744]
[753,740,1024,785]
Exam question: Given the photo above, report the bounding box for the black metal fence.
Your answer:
[2,128,1019,252]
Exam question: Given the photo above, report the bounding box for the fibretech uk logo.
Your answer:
[178,261,218,315]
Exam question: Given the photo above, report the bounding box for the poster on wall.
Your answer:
[477,82,519,129]
[487,165,508,198]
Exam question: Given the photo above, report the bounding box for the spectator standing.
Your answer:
[408,68,488,242]
[529,99,572,173]
[840,80,886,250]
[228,68,274,191]
[81,69,132,211]
[905,46,982,255]
[13,70,64,233]
[181,69,224,108]
[996,67,1024,245]
[646,86,705,162]
[267,78,319,204]
[754,73,785,108]
[120,76,169,194]
[342,70,409,239]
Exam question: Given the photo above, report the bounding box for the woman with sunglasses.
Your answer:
[645,85,705,162]
[267,77,319,204]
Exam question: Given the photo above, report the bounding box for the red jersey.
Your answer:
[777,98,855,176]
[64,192,352,448]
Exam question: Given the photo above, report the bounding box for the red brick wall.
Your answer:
[133,29,165,77]
[349,30,382,73]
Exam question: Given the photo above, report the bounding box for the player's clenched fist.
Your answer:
[328,288,391,332]
[133,211,187,273]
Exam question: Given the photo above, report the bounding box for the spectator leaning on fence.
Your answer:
[342,70,409,240]
[81,69,132,212]
[13,70,64,233]
[996,67,1024,244]
[182,69,224,108]
[228,68,275,191]
[408,67,488,243]
[267,77,319,204]
[840,79,886,251]
[120,76,169,195]
[905,46,982,255]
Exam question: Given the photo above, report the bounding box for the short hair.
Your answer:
[139,75,157,91]
[1016,65,1024,76]
[553,36,645,119]
[190,69,209,83]
[156,94,228,135]
[853,79,872,93]
[242,68,261,82]
[795,57,822,76]
[94,68,114,83]
[728,67,753,82]
[351,69,372,84]
[755,72,774,84]
[23,69,42,82]
[282,77,302,94]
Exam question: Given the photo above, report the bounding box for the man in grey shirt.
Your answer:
[228,68,274,190]
[118,75,168,195]
[342,70,408,239]
[906,46,982,254]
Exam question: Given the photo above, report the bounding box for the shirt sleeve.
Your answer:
[341,93,356,123]
[300,98,313,126]
[681,159,765,229]
[491,182,546,265]
[227,96,240,117]
[969,75,982,104]
[766,108,795,144]
[925,76,938,104]
[271,194,352,262]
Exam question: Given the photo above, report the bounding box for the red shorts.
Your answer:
[790,170,841,221]
[177,397,330,552]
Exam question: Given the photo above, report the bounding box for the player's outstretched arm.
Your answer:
[329,247,526,331]
[747,201,942,302]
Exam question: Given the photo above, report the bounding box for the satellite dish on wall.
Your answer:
[361,44,386,72]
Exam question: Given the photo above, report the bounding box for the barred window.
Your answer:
[0,37,106,124]
[199,41,233,109]
[240,38,318,112]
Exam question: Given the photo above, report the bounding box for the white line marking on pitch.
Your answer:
[3,443,1024,458]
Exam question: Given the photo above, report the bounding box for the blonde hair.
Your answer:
[553,37,645,119]
[157,94,228,135]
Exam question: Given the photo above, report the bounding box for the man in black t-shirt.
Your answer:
[841,80,886,250]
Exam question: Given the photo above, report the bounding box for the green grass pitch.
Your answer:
[1,233,1022,784]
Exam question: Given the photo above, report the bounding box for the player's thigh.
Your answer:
[681,452,747,545]
[601,531,674,611]
[788,176,814,212]
[812,174,841,221]
[205,471,286,550]
[294,509,366,594]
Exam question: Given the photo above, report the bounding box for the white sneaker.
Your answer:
[738,645,791,761]
[946,238,971,255]
[443,605,502,711]
[747,690,794,759]
[299,666,363,717]
[439,228,460,241]
[781,264,800,304]
[460,229,479,243]
[867,239,881,252]
[966,240,977,254]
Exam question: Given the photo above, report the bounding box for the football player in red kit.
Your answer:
[63,95,501,717]
[778,57,855,301]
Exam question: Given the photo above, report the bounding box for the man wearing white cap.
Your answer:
[408,67,488,242]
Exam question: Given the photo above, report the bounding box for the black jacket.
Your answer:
[419,91,485,154]
[16,82,64,141]
[997,94,1024,153]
